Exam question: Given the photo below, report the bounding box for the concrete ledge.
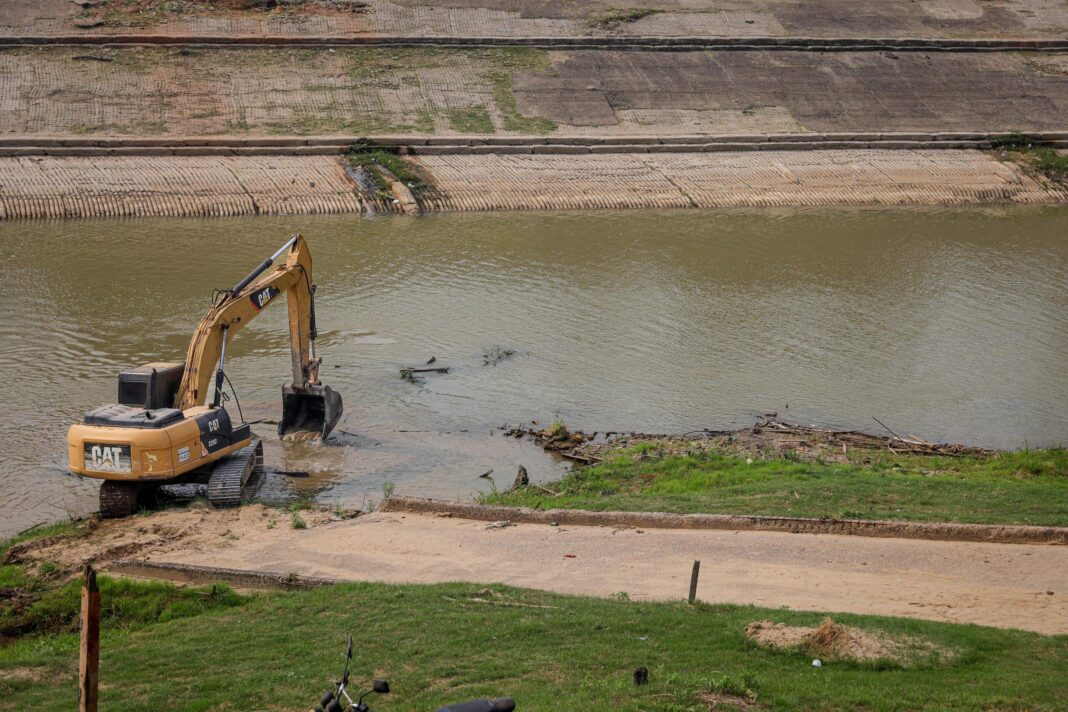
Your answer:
[4,35,1068,53]
[381,496,1068,545]
[0,132,1063,157]
[108,559,339,590]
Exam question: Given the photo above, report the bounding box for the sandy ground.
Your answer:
[15,505,1065,634]
[157,512,1068,633]
[3,149,1060,219]
[4,0,1068,39]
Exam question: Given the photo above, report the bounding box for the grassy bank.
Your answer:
[2,573,1066,711]
[483,441,1068,526]
[1,522,245,642]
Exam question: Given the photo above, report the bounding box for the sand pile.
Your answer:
[745,618,951,666]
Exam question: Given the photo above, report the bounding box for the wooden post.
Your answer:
[79,564,100,712]
[688,560,701,604]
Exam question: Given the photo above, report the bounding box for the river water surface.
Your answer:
[2,208,1067,537]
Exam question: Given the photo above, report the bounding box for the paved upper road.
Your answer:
[5,0,1068,40]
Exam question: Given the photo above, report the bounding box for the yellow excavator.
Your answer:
[67,234,343,517]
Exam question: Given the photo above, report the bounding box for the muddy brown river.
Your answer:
[2,207,1067,538]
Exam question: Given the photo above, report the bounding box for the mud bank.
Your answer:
[2,149,1064,219]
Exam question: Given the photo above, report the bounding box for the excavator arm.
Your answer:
[174,234,342,439]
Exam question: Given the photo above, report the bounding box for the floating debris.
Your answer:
[483,346,517,366]
[400,365,449,383]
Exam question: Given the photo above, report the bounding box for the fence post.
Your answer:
[79,564,100,712]
[688,560,701,604]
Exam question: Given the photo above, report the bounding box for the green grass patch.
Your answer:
[1,523,247,641]
[483,47,557,134]
[1,581,1064,710]
[484,447,1068,526]
[586,7,660,29]
[1,559,245,638]
[347,149,431,195]
[447,106,494,134]
[993,132,1068,184]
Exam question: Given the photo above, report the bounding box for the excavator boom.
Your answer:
[174,234,343,440]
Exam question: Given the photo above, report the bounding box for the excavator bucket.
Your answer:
[279,383,344,441]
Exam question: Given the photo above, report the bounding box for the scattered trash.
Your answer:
[502,422,592,454]
[563,554,577,559]
[485,520,513,530]
[512,465,529,489]
[72,55,113,62]
[633,667,649,685]
[426,355,436,364]
[272,470,310,478]
[483,346,516,366]
[812,659,822,668]
[400,365,449,382]
[478,469,494,479]
[638,636,648,641]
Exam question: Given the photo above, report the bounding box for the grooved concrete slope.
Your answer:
[415,151,1068,209]
[2,47,1067,138]
[0,155,359,219]
[5,0,1068,40]
[2,150,1062,219]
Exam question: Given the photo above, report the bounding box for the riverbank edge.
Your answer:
[2,148,1065,220]
[380,496,1068,545]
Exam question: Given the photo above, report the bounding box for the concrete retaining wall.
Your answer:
[382,496,1068,545]
[3,132,1066,158]
[6,35,1068,52]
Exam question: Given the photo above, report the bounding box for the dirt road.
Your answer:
[108,507,1067,634]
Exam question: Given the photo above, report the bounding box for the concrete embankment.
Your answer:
[1,148,1063,219]
[2,14,1065,219]
[4,47,1066,139]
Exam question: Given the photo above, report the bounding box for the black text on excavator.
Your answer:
[67,234,343,517]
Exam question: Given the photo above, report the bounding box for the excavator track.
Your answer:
[207,439,263,508]
[99,480,140,519]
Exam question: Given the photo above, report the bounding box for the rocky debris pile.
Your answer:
[502,422,591,453]
[570,417,994,466]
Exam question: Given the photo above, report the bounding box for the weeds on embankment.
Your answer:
[994,132,1068,184]
[586,8,660,30]
[0,521,246,641]
[485,441,1068,527]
